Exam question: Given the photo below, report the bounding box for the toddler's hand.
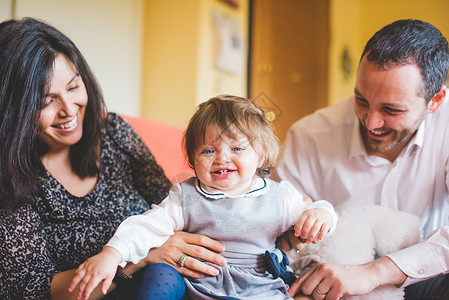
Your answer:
[294,208,333,244]
[68,246,122,300]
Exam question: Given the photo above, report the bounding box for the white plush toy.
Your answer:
[288,205,421,300]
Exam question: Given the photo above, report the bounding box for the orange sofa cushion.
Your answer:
[121,115,193,183]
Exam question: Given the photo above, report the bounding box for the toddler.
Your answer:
[69,95,338,299]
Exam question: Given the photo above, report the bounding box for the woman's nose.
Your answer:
[58,98,77,117]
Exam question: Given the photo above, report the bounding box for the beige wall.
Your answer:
[0,1,12,20]
[1,0,249,127]
[328,0,362,105]
[5,0,449,122]
[141,0,201,128]
[360,0,449,43]
[141,0,249,128]
[329,0,449,105]
[195,0,249,106]
[2,0,144,116]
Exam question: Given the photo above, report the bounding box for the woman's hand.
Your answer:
[144,231,227,278]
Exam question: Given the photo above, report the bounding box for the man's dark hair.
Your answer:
[361,19,449,102]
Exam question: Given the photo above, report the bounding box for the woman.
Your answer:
[0,18,225,299]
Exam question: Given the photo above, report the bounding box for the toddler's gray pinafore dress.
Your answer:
[181,177,292,300]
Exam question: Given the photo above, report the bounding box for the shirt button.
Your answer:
[418,269,425,275]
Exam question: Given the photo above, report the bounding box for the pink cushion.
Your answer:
[121,115,193,183]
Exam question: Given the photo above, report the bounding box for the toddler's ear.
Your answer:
[257,156,264,169]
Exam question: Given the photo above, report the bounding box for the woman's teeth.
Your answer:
[56,116,77,129]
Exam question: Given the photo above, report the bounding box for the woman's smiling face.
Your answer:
[39,54,88,152]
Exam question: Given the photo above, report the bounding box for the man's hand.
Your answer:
[288,257,407,299]
[144,231,227,278]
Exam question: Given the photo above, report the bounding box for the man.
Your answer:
[277,19,449,299]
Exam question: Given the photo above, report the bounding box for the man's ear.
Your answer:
[428,85,446,113]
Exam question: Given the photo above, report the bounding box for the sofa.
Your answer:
[122,115,193,183]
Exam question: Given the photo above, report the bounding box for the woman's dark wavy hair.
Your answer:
[361,19,449,102]
[0,18,106,211]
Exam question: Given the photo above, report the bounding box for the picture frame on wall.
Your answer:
[219,0,240,9]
